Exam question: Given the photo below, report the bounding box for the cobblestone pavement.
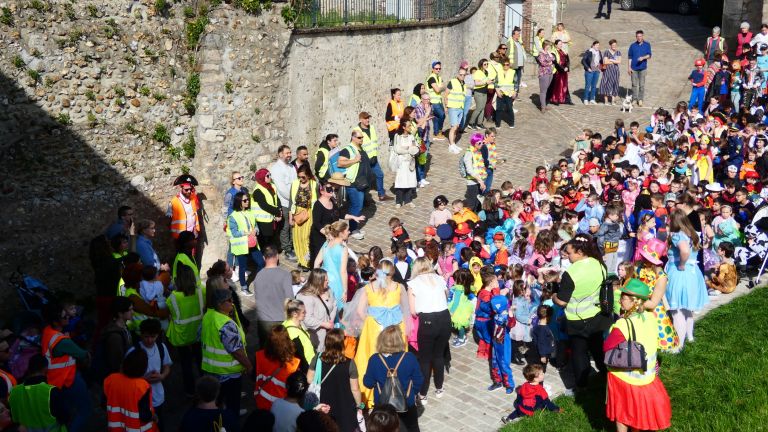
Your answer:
[153,2,716,431]
[298,2,711,431]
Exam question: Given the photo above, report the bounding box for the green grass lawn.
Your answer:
[502,286,768,432]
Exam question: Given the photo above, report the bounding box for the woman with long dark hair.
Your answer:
[227,191,265,295]
[553,233,609,391]
[548,39,572,105]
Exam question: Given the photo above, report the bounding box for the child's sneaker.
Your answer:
[451,337,467,348]
[501,416,522,425]
[487,382,503,392]
[708,289,721,297]
[505,387,514,395]
[417,394,428,406]
[435,388,444,399]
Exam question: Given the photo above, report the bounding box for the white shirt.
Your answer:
[127,343,172,407]
[751,32,768,47]
[269,159,298,208]
[408,274,448,313]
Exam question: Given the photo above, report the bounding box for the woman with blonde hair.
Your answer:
[363,326,423,431]
[296,269,337,352]
[349,260,411,408]
[314,220,350,312]
[407,257,450,404]
[282,298,316,371]
[307,329,363,432]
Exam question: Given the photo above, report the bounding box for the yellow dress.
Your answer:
[353,284,407,408]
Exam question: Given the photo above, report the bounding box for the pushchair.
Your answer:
[9,267,56,316]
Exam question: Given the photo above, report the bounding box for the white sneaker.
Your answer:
[350,231,365,240]
[583,100,589,105]
[435,388,445,399]
[407,202,416,208]
[513,108,519,113]
[395,203,402,208]
[520,82,527,88]
[591,100,598,105]
[448,144,462,153]
[418,179,428,188]
[422,179,430,185]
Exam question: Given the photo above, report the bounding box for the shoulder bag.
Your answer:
[604,318,648,370]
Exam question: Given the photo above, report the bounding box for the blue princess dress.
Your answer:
[665,232,708,312]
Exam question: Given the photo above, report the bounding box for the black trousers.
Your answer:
[217,375,242,418]
[494,95,515,127]
[465,183,482,213]
[569,331,606,388]
[177,342,202,396]
[416,310,452,396]
[398,405,420,432]
[597,0,611,15]
[395,187,415,205]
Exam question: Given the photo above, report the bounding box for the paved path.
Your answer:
[155,2,719,431]
[315,2,712,431]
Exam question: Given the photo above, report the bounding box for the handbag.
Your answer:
[247,233,257,248]
[293,208,309,226]
[604,318,648,370]
[307,357,336,405]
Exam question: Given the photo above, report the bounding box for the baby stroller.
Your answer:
[9,267,56,317]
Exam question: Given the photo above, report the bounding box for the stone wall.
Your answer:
[285,0,501,158]
[721,0,763,51]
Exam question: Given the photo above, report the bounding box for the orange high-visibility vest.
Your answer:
[0,369,16,392]
[253,350,300,410]
[41,326,75,389]
[169,195,199,239]
[104,373,157,432]
[386,99,404,132]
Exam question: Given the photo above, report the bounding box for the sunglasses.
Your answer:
[241,199,249,202]
[298,176,308,180]
[233,176,244,180]
[324,186,335,193]
[353,135,362,139]
[182,188,192,192]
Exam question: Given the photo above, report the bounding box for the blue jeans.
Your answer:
[584,70,600,102]
[62,372,91,432]
[432,103,445,135]
[371,159,386,197]
[460,95,473,129]
[689,86,706,112]
[236,249,265,289]
[346,187,364,232]
[484,168,494,191]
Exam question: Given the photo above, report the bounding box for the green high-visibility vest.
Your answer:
[166,286,205,347]
[425,73,443,104]
[9,381,65,431]
[252,184,277,223]
[353,124,379,158]
[496,68,516,96]
[315,147,330,179]
[226,211,253,256]
[201,309,246,375]
[446,78,466,109]
[341,144,361,184]
[564,257,604,321]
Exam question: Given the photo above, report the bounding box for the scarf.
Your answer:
[470,146,487,181]
[485,140,498,169]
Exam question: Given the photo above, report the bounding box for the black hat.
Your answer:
[173,174,198,186]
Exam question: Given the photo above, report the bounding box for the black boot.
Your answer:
[594,13,602,19]
[605,13,610,19]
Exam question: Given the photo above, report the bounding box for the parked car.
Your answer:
[619,0,698,15]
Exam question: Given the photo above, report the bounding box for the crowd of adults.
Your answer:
[2,16,768,432]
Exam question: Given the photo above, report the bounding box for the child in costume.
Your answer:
[501,364,562,424]
[437,241,458,286]
[487,294,515,394]
[511,280,540,365]
[492,232,510,266]
[449,269,476,347]
[706,241,738,295]
[530,305,555,372]
[474,272,500,359]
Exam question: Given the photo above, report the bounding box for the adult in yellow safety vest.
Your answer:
[353,111,392,201]
[42,302,92,431]
[337,131,371,236]
[8,354,67,432]
[468,59,491,129]
[487,52,503,120]
[605,279,671,431]
[495,60,517,129]
[252,168,283,252]
[227,191,265,294]
[282,299,316,369]
[426,61,447,140]
[408,83,424,108]
[201,282,251,417]
[445,67,468,153]
[313,133,340,182]
[165,262,205,397]
[552,234,610,390]
[508,26,526,93]
[385,88,405,144]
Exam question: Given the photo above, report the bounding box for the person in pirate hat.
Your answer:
[168,174,200,240]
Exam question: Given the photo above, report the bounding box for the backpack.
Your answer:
[376,353,410,413]
[458,152,468,178]
[132,338,167,370]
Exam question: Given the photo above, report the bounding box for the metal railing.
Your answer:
[290,0,473,28]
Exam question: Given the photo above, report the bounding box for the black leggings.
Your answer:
[416,310,452,396]
[398,404,420,432]
[569,331,606,388]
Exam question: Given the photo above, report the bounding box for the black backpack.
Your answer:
[376,353,410,413]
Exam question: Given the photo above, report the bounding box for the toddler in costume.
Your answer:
[501,364,562,424]
[448,269,475,347]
